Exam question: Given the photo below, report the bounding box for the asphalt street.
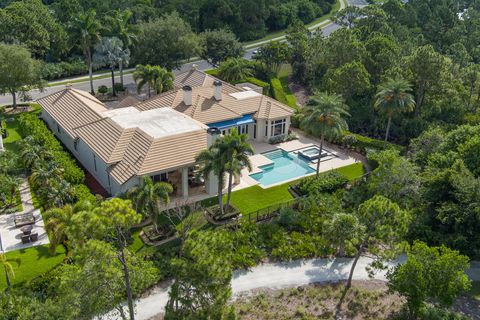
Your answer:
[0,0,368,106]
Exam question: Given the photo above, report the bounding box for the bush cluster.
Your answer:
[296,171,348,196]
[41,59,87,81]
[19,114,85,184]
[18,113,94,205]
[268,133,298,144]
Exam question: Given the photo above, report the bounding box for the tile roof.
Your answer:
[37,88,107,137]
[37,69,293,186]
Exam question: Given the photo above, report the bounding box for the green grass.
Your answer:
[277,64,299,110]
[0,245,66,289]
[128,229,146,254]
[48,70,135,87]
[470,281,480,301]
[3,118,22,153]
[229,163,365,214]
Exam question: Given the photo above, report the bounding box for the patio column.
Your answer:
[182,167,188,199]
[266,120,271,142]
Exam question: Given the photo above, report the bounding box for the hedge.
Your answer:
[18,114,85,184]
[340,131,405,154]
[245,77,270,94]
[295,171,348,196]
[41,60,87,81]
[270,77,298,110]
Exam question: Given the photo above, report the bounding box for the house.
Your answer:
[37,68,294,197]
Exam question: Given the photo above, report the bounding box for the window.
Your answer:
[254,124,257,139]
[56,124,61,134]
[93,154,97,172]
[270,119,286,137]
[107,174,111,186]
[265,121,268,136]
[73,139,79,151]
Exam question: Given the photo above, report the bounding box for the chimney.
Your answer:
[191,64,198,71]
[65,83,73,90]
[213,80,222,101]
[182,85,192,106]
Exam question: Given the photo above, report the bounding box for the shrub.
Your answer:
[41,59,87,81]
[296,171,348,196]
[18,113,85,185]
[270,78,287,104]
[245,77,270,94]
[337,131,405,154]
[97,85,108,94]
[268,133,297,144]
[113,83,125,92]
[72,184,97,203]
[291,112,302,128]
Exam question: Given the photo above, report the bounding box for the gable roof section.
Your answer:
[37,88,107,137]
[257,96,294,120]
[73,118,136,164]
[108,128,207,184]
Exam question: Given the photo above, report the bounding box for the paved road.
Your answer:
[0,0,367,106]
[101,255,479,320]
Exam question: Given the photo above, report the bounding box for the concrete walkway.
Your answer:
[0,177,49,252]
[102,255,479,320]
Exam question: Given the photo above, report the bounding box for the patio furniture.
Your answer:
[20,225,33,235]
[30,233,38,242]
[21,234,30,244]
[14,213,36,228]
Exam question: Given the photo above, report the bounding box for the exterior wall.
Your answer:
[111,176,140,196]
[41,110,75,151]
[74,138,112,193]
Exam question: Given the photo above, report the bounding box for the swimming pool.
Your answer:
[250,149,315,187]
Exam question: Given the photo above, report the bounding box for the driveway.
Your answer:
[102,255,479,320]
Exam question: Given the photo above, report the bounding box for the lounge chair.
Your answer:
[30,233,38,242]
[14,213,36,228]
[21,234,30,244]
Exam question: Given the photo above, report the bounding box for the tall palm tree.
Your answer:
[0,253,15,293]
[301,92,350,176]
[217,58,253,83]
[221,129,254,209]
[93,37,130,96]
[72,9,102,95]
[133,65,174,98]
[44,200,94,255]
[106,9,137,86]
[374,78,415,144]
[126,176,172,231]
[196,142,227,215]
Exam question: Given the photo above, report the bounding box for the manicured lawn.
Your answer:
[3,117,22,153]
[0,245,66,289]
[470,281,480,301]
[336,163,365,182]
[229,163,365,214]
[128,229,146,254]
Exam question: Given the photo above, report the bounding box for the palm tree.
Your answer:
[374,78,415,144]
[106,9,137,86]
[20,137,52,168]
[30,162,64,190]
[0,253,15,293]
[301,92,350,176]
[72,9,102,95]
[127,176,172,231]
[133,65,174,98]
[44,200,93,255]
[196,142,227,215]
[221,129,254,209]
[217,58,253,83]
[93,37,130,96]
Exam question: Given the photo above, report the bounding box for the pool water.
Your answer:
[250,149,315,187]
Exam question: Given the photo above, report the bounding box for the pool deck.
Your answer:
[234,132,359,190]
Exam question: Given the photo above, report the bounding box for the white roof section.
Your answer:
[107,107,206,139]
[229,90,262,100]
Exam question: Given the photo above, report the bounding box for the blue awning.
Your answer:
[208,114,255,130]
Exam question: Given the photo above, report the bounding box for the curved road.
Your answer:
[0,0,367,106]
